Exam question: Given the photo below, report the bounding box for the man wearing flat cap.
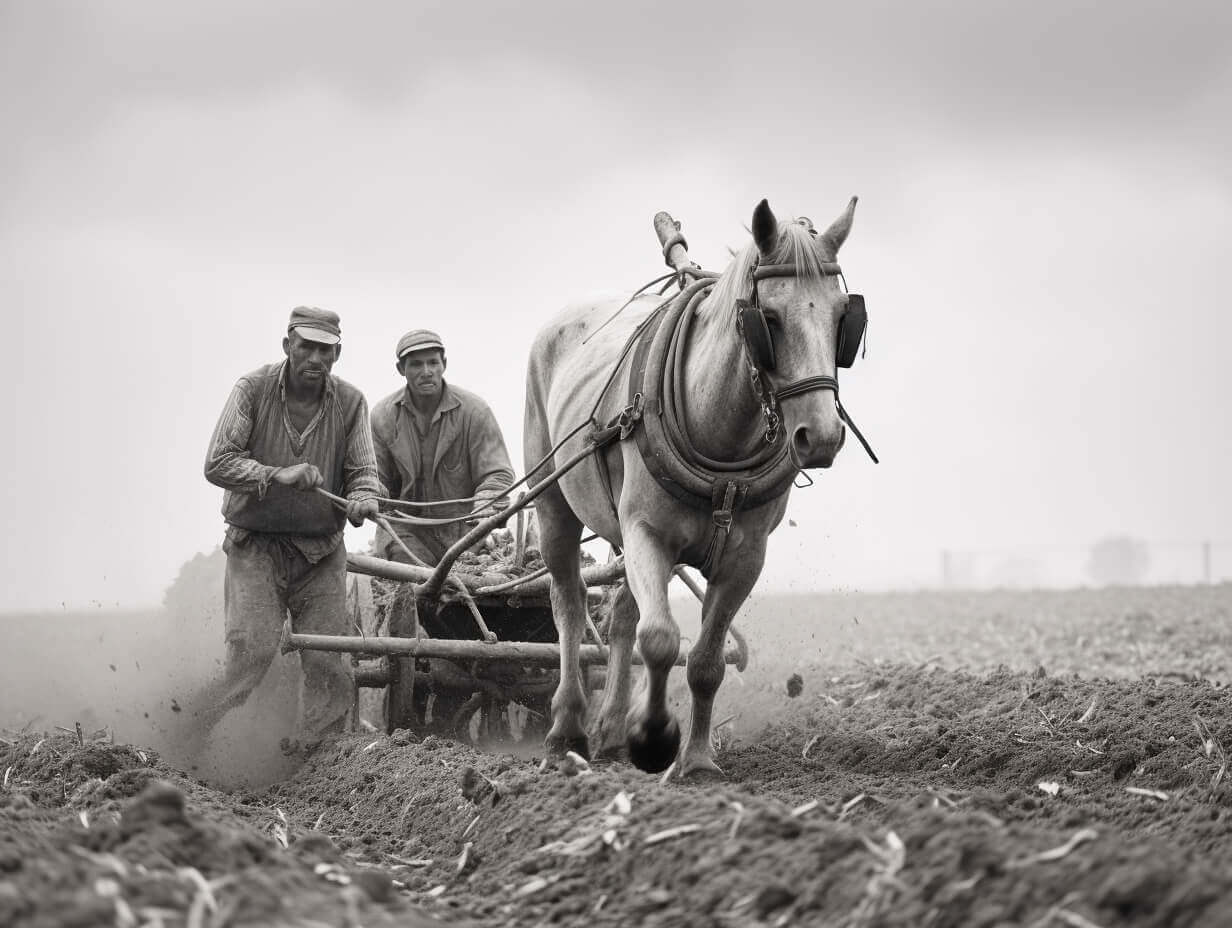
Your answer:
[201,306,381,749]
[371,328,515,565]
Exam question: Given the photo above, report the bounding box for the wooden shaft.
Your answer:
[654,211,692,274]
[672,565,706,603]
[281,620,743,667]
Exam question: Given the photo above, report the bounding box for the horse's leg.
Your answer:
[678,552,763,778]
[623,522,682,773]
[589,580,637,759]
[538,500,591,760]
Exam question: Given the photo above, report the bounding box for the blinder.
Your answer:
[737,300,776,371]
[736,268,868,373]
[836,293,867,369]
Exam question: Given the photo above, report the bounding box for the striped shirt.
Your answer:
[205,361,381,561]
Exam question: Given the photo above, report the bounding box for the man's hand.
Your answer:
[272,463,325,491]
[346,497,380,528]
[465,496,510,529]
[469,496,510,519]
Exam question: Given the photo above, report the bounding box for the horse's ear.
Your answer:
[752,199,778,257]
[821,196,858,254]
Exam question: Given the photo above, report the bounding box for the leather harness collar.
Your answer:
[589,264,876,577]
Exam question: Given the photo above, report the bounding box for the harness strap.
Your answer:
[776,375,838,401]
[699,481,742,576]
[753,261,842,280]
[837,400,879,464]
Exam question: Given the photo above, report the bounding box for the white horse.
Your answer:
[524,198,863,776]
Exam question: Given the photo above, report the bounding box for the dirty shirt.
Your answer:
[370,381,515,563]
[204,361,381,561]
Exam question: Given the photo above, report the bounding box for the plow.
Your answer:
[279,521,748,740]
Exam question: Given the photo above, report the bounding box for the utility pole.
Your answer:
[1203,541,1211,585]
[941,549,952,589]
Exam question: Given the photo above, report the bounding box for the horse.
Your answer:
[523,197,864,777]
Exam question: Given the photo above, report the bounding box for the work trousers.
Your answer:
[214,534,353,741]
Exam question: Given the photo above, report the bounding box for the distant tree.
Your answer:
[1086,535,1150,586]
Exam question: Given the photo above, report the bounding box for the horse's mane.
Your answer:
[703,219,834,320]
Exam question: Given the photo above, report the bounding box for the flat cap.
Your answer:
[396,328,445,359]
[288,306,341,345]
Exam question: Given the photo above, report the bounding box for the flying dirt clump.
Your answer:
[785,672,804,698]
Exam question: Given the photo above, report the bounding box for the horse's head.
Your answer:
[739,197,860,469]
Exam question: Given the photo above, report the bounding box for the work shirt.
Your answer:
[370,381,514,562]
[204,361,381,561]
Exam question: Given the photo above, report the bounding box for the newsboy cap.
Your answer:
[396,328,445,360]
[287,306,341,345]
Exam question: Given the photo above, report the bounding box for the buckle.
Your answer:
[712,508,733,530]
[618,392,644,439]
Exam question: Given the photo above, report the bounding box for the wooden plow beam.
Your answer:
[279,618,748,672]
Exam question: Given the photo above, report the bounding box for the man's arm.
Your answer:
[341,395,382,528]
[343,395,383,503]
[469,404,516,508]
[204,380,279,496]
[369,402,402,500]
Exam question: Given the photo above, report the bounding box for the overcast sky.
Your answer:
[2,1,1230,611]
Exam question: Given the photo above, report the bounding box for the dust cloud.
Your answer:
[0,548,308,789]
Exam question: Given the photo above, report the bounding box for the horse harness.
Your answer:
[588,260,878,577]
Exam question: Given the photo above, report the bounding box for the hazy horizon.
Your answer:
[4,1,1230,611]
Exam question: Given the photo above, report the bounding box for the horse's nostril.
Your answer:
[792,426,811,459]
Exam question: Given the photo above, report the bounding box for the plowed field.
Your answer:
[3,582,1230,927]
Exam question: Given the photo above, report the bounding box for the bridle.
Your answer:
[735,259,878,462]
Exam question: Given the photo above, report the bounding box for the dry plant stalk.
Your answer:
[847,831,907,925]
[1194,715,1228,796]
[644,824,702,846]
[1006,828,1098,869]
[1077,693,1100,724]
[456,842,473,874]
[838,793,868,821]
[727,801,745,840]
[791,799,820,818]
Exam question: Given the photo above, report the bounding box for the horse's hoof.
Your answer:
[679,756,725,780]
[589,720,629,762]
[627,715,681,774]
[544,733,590,761]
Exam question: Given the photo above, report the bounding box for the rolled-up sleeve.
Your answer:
[204,380,278,496]
[343,395,382,502]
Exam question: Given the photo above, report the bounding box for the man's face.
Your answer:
[400,348,445,399]
[283,331,340,386]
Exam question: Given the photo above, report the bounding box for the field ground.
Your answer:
[2,582,1230,926]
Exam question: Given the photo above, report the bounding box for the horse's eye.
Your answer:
[761,309,782,329]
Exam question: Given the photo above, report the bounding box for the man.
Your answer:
[202,306,380,749]
[370,328,515,565]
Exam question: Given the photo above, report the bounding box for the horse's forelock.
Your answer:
[704,219,832,320]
